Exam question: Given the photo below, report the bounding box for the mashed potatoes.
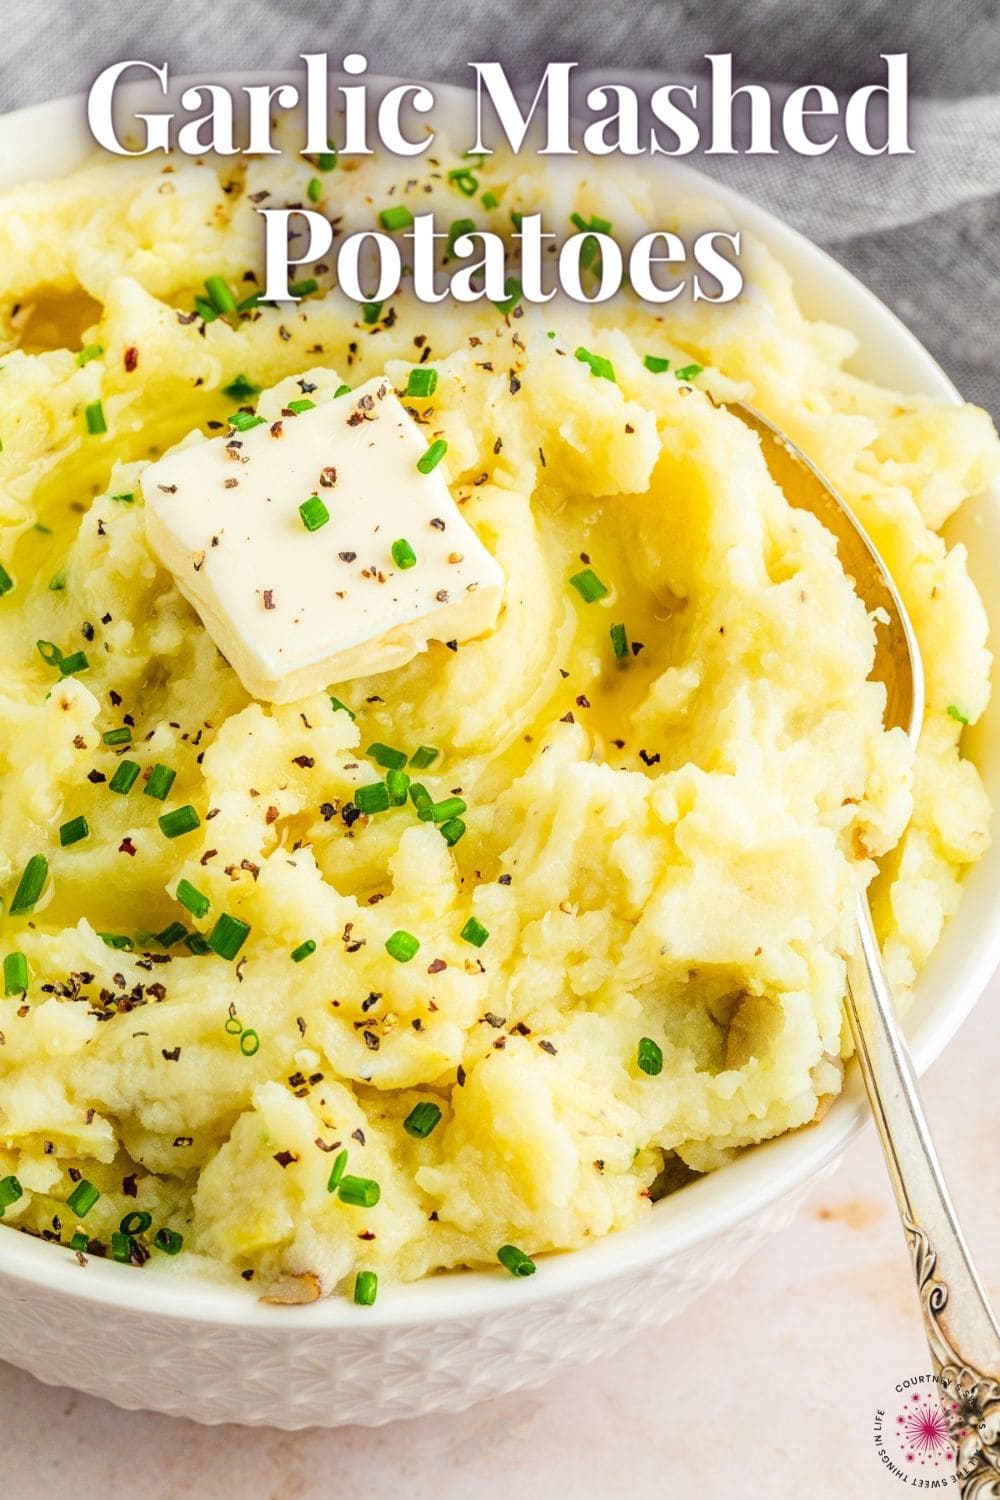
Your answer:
[0,128,993,1301]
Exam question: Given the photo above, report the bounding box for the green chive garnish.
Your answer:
[494,277,522,315]
[570,568,609,603]
[409,745,439,769]
[10,854,48,916]
[570,211,612,235]
[144,764,176,801]
[361,300,383,325]
[0,1175,23,1214]
[185,933,211,955]
[448,167,478,196]
[3,952,28,996]
[947,705,969,725]
[405,368,438,399]
[110,491,135,504]
[299,494,330,532]
[317,148,338,172]
[367,743,407,771]
[481,190,499,209]
[355,782,391,816]
[391,538,416,569]
[338,1176,380,1208]
[447,216,476,255]
[286,398,315,414]
[440,818,466,846]
[417,439,448,474]
[59,815,89,847]
[307,176,323,203]
[409,783,433,815]
[403,1102,442,1139]
[385,768,409,805]
[108,760,141,794]
[418,796,466,825]
[643,354,670,374]
[154,1227,184,1255]
[0,563,13,596]
[354,1269,378,1305]
[102,727,131,746]
[36,639,61,667]
[240,1028,260,1056]
[67,1180,100,1218]
[674,363,703,382]
[156,922,188,949]
[610,622,629,657]
[84,400,107,435]
[228,410,265,432]
[289,278,320,298]
[99,933,133,951]
[70,1231,89,1252]
[574,347,615,383]
[460,917,489,948]
[221,373,261,401]
[194,296,219,323]
[208,912,250,961]
[111,1232,134,1264]
[48,571,66,593]
[58,651,89,677]
[77,343,104,366]
[204,275,237,315]
[637,1036,663,1076]
[385,930,419,963]
[497,1244,536,1277]
[379,204,413,230]
[158,805,201,839]
[176,879,210,920]
[333,383,351,398]
[326,1149,348,1193]
[330,696,355,719]
[120,1210,152,1236]
[291,939,316,963]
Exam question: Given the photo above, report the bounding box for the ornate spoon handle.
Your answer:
[848,895,1000,1496]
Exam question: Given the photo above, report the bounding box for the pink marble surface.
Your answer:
[3,967,996,1500]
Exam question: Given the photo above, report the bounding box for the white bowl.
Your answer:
[1,77,998,1431]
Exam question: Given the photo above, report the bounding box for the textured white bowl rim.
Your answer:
[1,72,998,1334]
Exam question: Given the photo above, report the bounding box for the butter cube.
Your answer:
[140,377,504,702]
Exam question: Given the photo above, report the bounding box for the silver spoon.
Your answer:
[731,402,1000,1496]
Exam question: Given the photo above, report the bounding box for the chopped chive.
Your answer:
[494,277,522,315]
[84,400,107,435]
[0,1175,23,1213]
[447,216,476,255]
[439,818,466,846]
[184,932,212,955]
[674,363,703,382]
[67,1179,100,1218]
[386,930,419,963]
[225,1014,244,1035]
[570,568,609,603]
[37,639,61,666]
[299,494,330,532]
[59,815,90,847]
[574,347,616,383]
[405,367,438,398]
[317,148,338,172]
[286,398,315,414]
[236,293,260,313]
[460,917,489,948]
[156,922,188,949]
[0,563,12,596]
[221,373,261,401]
[391,537,417,570]
[102,727,131,746]
[194,296,219,323]
[240,1028,260,1056]
[48,570,66,592]
[330,695,355,719]
[354,1270,378,1305]
[385,768,410,805]
[417,439,448,474]
[409,745,439,770]
[570,211,612,235]
[418,796,466,824]
[3,952,28,996]
[159,805,201,839]
[510,210,523,231]
[228,410,264,432]
[947,704,970,725]
[58,651,89,677]
[643,354,671,374]
[448,167,478,196]
[333,383,351,397]
[367,742,408,771]
[204,275,237,314]
[637,1036,663,1076]
[497,1244,536,1277]
[610,622,629,658]
[361,300,383,325]
[338,1175,380,1208]
[110,491,135,505]
[207,912,250,961]
[154,1227,184,1255]
[307,175,323,203]
[403,1101,442,1139]
[409,783,433,814]
[108,760,141,794]
[100,933,133,951]
[10,854,48,916]
[355,781,391,816]
[120,1210,153,1236]
[70,1231,89,1253]
[289,278,320,298]
[77,343,104,366]
[176,879,210,920]
[111,1232,134,1264]
[291,939,316,963]
[144,764,176,801]
[481,190,499,209]
[326,1149,348,1193]
[379,204,413,230]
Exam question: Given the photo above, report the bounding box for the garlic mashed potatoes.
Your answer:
[0,131,993,1301]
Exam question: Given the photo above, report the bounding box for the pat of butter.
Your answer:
[140,377,504,703]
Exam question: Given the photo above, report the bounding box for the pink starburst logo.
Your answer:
[895,1391,955,1466]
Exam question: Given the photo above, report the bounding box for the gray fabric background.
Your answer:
[2,0,998,419]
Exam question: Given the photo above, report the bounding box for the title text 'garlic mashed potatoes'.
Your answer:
[0,125,993,1301]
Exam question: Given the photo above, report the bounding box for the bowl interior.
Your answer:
[0,76,997,1328]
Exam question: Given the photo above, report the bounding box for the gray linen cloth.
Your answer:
[1,0,998,418]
